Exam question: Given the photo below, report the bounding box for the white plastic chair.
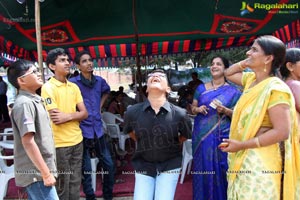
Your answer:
[2,128,13,144]
[0,141,14,199]
[180,139,193,184]
[102,112,130,151]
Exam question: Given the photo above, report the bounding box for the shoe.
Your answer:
[85,194,96,200]
[115,178,125,184]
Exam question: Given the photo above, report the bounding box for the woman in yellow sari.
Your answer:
[222,35,300,200]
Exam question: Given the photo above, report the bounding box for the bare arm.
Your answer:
[48,102,88,125]
[128,131,137,142]
[216,104,233,118]
[179,135,187,145]
[191,99,209,115]
[224,60,248,86]
[222,104,291,152]
[289,84,300,113]
[22,133,56,186]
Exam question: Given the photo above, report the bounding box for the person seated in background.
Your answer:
[118,86,128,97]
[134,85,147,103]
[178,86,193,114]
[108,91,125,117]
[118,86,137,109]
[67,70,80,79]
[188,72,203,92]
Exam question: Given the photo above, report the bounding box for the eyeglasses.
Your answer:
[19,68,40,78]
[147,73,166,79]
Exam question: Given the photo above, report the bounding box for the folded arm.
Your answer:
[48,102,88,125]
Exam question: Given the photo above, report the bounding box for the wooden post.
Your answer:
[35,0,45,82]
[132,0,143,102]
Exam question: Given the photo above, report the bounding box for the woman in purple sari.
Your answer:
[191,56,241,200]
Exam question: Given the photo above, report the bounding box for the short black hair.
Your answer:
[191,72,198,76]
[74,50,91,65]
[7,60,34,89]
[150,68,166,74]
[46,48,69,73]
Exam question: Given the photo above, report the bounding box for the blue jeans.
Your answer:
[82,136,115,200]
[56,142,83,200]
[134,168,181,200]
[26,181,59,200]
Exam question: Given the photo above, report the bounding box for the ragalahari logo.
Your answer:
[240,2,298,15]
[240,2,254,16]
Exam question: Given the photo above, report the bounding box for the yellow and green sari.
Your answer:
[227,72,300,200]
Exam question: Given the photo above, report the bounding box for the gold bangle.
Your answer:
[238,62,246,70]
[254,137,261,148]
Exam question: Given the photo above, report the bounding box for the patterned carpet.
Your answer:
[4,160,192,199]
[1,122,192,200]
[5,175,192,200]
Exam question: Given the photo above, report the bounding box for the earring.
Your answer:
[264,63,267,72]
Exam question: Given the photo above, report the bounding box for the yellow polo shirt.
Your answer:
[41,77,83,148]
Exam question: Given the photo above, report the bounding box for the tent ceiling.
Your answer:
[0,0,299,60]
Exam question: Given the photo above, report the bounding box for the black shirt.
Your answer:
[124,100,192,177]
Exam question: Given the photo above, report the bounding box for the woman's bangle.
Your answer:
[238,62,246,70]
[254,137,261,148]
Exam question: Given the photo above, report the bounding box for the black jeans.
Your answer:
[82,136,115,200]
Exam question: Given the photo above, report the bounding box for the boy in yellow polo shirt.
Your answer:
[41,48,88,200]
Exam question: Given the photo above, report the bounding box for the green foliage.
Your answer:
[194,47,249,67]
[129,47,249,68]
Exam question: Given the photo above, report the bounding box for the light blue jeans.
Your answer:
[26,181,59,200]
[134,168,181,200]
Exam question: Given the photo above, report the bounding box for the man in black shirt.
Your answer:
[124,69,192,200]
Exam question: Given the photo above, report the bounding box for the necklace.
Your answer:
[211,80,225,90]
